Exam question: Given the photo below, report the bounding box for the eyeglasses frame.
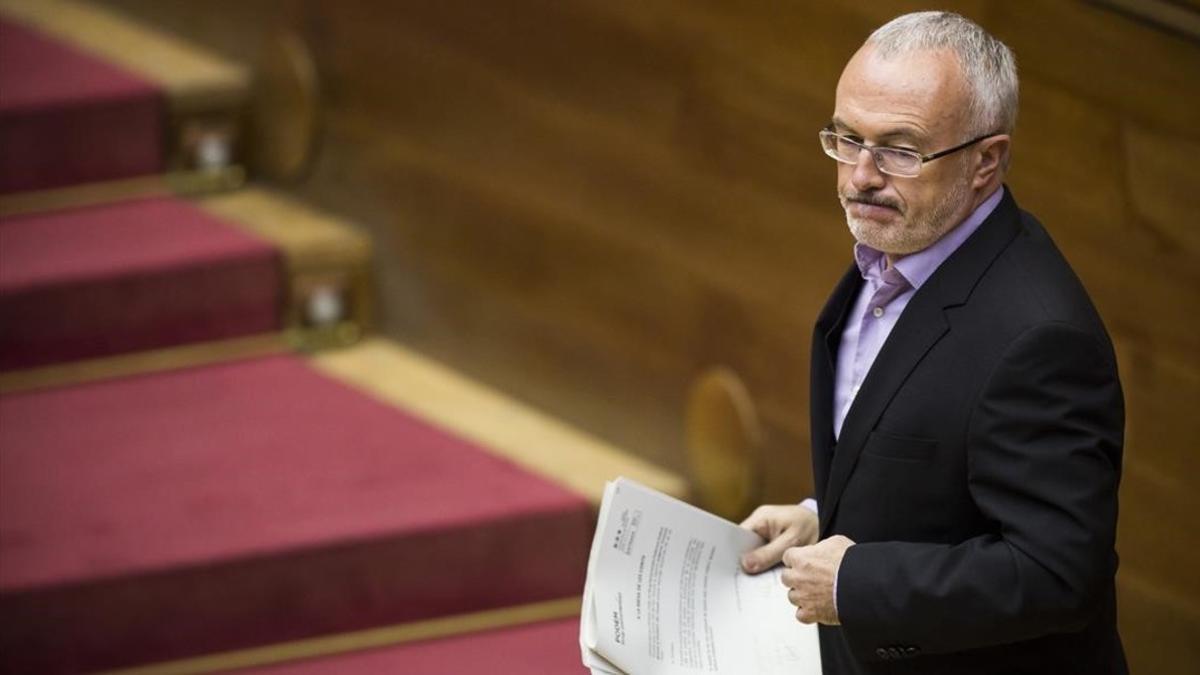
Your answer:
[819,125,1003,177]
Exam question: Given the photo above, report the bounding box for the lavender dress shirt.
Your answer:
[813,185,1005,614]
[833,186,1004,440]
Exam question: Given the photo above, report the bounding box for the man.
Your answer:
[739,12,1126,674]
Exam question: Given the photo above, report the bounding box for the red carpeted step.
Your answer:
[0,355,592,673]
[0,196,282,371]
[0,17,164,194]
[239,618,586,674]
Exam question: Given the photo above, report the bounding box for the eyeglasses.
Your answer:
[818,127,1000,178]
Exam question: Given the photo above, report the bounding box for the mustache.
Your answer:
[840,190,902,212]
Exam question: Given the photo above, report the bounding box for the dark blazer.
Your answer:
[810,188,1127,674]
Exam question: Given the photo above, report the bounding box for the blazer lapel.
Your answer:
[819,292,949,537]
[817,188,1024,538]
[810,265,861,506]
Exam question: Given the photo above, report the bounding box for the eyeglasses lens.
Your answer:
[820,131,922,178]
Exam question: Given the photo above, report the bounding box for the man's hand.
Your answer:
[739,504,819,574]
[781,535,855,625]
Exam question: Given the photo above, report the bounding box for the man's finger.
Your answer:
[782,545,806,569]
[787,588,803,607]
[740,535,792,573]
[738,510,768,537]
[780,567,797,588]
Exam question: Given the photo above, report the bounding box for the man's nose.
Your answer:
[850,147,886,192]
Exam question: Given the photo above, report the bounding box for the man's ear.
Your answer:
[973,135,1010,189]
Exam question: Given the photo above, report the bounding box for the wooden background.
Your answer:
[91,0,1200,671]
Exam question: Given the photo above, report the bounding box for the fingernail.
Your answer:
[741,555,756,572]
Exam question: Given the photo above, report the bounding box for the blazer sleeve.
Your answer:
[834,321,1124,658]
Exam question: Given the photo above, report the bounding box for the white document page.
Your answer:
[581,478,822,675]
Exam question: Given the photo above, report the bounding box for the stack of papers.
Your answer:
[580,478,823,674]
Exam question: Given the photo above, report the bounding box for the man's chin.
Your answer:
[846,215,915,254]
[846,213,895,235]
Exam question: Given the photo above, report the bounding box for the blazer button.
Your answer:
[875,647,890,660]
[905,645,920,656]
[888,646,903,660]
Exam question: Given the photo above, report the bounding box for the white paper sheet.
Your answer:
[580,478,822,674]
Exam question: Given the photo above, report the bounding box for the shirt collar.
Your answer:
[854,185,1005,291]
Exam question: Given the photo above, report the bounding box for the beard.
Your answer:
[840,166,973,256]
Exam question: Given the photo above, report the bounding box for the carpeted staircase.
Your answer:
[1,197,282,370]
[0,3,684,672]
[0,15,162,194]
[1,355,592,672]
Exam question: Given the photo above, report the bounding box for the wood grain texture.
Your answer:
[82,1,1200,671]
[0,333,287,395]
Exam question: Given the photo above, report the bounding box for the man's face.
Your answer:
[832,46,978,257]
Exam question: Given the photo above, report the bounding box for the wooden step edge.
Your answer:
[198,188,375,351]
[198,188,372,269]
[95,596,581,675]
[0,0,249,114]
[0,187,371,389]
[311,338,691,505]
[0,167,246,219]
[0,332,290,395]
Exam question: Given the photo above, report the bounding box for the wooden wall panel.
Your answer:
[87,1,1200,670]
[1124,124,1200,261]
[988,0,1200,134]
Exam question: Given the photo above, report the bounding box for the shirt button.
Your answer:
[872,307,884,318]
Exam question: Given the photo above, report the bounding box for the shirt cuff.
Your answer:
[800,498,818,516]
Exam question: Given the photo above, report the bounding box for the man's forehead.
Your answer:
[840,45,964,93]
[834,45,966,139]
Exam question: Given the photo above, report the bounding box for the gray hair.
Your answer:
[866,11,1019,136]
